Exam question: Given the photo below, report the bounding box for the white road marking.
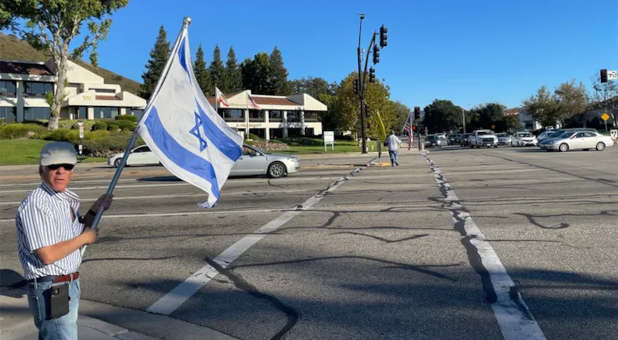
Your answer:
[146,169,358,315]
[0,208,286,223]
[422,153,546,340]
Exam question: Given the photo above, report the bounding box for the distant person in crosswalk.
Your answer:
[15,142,112,340]
[386,130,402,167]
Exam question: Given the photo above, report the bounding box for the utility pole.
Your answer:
[461,107,466,133]
[356,14,387,154]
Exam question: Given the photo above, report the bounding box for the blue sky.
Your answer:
[69,1,618,109]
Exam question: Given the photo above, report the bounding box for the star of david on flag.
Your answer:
[137,24,243,208]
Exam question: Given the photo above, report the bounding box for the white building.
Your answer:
[208,90,327,140]
[0,59,146,122]
[504,107,542,130]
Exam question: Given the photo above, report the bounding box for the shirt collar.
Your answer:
[40,181,80,207]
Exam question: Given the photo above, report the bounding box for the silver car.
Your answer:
[511,131,538,146]
[108,144,299,178]
[538,130,614,152]
[496,133,512,146]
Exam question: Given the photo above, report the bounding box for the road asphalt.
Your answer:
[0,149,397,340]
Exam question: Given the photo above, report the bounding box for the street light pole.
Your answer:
[461,107,466,133]
[357,14,367,153]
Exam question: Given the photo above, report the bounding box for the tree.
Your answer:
[223,47,242,93]
[290,77,335,99]
[269,46,291,95]
[554,80,588,124]
[423,99,464,133]
[523,86,561,128]
[193,44,212,96]
[4,0,129,129]
[468,103,505,131]
[591,76,618,127]
[391,101,412,133]
[331,72,394,137]
[209,45,225,92]
[241,53,273,94]
[141,26,170,100]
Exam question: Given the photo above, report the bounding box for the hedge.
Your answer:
[0,123,48,139]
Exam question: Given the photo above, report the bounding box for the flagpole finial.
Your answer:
[183,17,192,27]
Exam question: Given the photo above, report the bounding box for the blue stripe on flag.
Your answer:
[178,37,190,78]
[144,106,220,199]
[195,100,242,161]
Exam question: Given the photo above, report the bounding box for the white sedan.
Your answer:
[108,144,299,178]
[538,130,614,152]
[511,131,538,146]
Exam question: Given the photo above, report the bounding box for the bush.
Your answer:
[115,115,137,122]
[0,123,47,139]
[91,121,108,131]
[81,131,133,157]
[115,119,136,131]
[85,129,110,141]
[107,122,120,131]
[43,128,77,142]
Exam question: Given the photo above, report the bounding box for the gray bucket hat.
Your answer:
[40,142,77,166]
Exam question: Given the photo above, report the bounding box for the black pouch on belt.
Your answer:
[45,282,69,319]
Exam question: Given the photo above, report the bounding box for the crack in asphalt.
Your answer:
[204,256,299,340]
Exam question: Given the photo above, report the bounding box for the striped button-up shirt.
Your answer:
[16,181,84,280]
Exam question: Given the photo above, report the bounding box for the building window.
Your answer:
[24,107,51,120]
[131,108,145,120]
[304,111,319,122]
[287,111,300,122]
[0,106,16,122]
[77,107,87,119]
[0,80,17,97]
[269,110,282,122]
[24,81,54,98]
[249,109,264,122]
[93,88,116,93]
[222,109,244,122]
[93,107,119,119]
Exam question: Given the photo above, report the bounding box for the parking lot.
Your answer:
[1,147,616,339]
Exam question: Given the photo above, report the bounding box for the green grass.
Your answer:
[270,138,364,154]
[0,139,105,165]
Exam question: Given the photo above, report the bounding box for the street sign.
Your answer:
[77,122,84,139]
[601,113,610,121]
[323,131,334,151]
[608,70,618,81]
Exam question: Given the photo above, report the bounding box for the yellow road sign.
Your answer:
[601,113,610,121]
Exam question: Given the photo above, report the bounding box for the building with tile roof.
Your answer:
[0,59,146,123]
[207,90,327,140]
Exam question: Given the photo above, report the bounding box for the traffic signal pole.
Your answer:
[357,15,386,154]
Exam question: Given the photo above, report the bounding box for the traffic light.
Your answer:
[601,69,608,83]
[364,103,371,115]
[379,25,388,47]
[369,68,376,83]
[412,125,417,132]
[353,79,359,94]
[414,106,420,120]
[373,45,380,64]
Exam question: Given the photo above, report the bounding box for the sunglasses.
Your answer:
[47,164,75,171]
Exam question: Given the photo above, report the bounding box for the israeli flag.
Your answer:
[138,26,242,208]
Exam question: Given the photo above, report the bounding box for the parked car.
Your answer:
[537,129,562,142]
[470,129,498,148]
[448,133,462,145]
[425,134,448,147]
[460,133,472,147]
[496,133,512,146]
[108,145,159,167]
[538,130,614,152]
[108,144,299,178]
[511,131,538,146]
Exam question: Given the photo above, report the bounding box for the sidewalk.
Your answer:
[0,285,237,340]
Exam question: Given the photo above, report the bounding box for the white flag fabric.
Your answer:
[137,27,243,208]
[248,94,261,109]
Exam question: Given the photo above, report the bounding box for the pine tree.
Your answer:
[241,53,272,95]
[223,47,242,92]
[194,44,212,96]
[270,46,292,95]
[141,26,170,99]
[209,45,225,91]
